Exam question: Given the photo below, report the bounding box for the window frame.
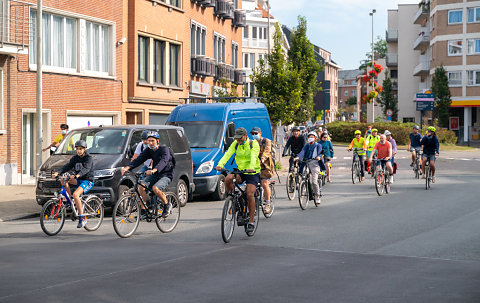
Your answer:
[447,71,462,87]
[467,39,480,55]
[213,33,226,63]
[191,21,206,57]
[231,41,238,69]
[447,39,463,56]
[0,68,3,133]
[448,9,463,25]
[138,35,150,82]
[85,21,111,75]
[467,70,480,86]
[467,7,480,23]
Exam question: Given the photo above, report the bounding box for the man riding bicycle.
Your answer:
[52,140,94,228]
[251,127,274,215]
[121,131,175,218]
[421,126,439,183]
[283,126,306,172]
[408,125,422,167]
[215,127,261,233]
[348,130,367,181]
[369,134,394,183]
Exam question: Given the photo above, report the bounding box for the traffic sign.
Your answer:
[416,93,435,111]
[386,109,393,117]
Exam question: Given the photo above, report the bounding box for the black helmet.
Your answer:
[75,140,87,148]
[146,131,160,139]
[141,130,150,140]
[292,126,300,131]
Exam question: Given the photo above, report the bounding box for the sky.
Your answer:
[270,0,420,70]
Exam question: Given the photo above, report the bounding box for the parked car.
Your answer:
[166,102,273,200]
[36,125,194,207]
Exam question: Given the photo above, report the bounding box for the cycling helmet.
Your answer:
[75,140,87,148]
[427,126,436,133]
[141,130,150,140]
[146,131,160,139]
[413,125,419,130]
[354,130,361,135]
[372,128,378,132]
[384,130,391,136]
[307,131,317,137]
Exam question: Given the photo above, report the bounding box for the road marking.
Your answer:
[332,157,337,159]
[446,157,455,160]
[461,158,470,161]
[344,157,352,160]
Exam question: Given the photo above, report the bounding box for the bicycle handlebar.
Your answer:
[220,168,250,175]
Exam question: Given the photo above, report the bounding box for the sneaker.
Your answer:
[77,216,87,228]
[162,203,172,218]
[389,176,394,183]
[421,175,426,179]
[315,196,322,204]
[264,203,271,214]
[410,162,414,167]
[432,176,436,183]
[246,222,255,233]
[140,209,148,220]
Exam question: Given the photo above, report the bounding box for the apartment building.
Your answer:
[338,69,363,120]
[315,46,340,122]
[0,0,123,185]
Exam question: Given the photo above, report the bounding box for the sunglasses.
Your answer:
[251,132,258,135]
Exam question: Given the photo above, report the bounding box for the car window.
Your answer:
[56,129,128,154]
[168,129,187,153]
[130,131,142,152]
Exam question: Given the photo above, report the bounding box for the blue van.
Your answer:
[166,103,273,200]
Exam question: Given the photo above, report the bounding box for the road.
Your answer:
[1,149,480,302]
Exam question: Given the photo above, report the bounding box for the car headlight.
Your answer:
[37,170,46,179]
[196,161,214,174]
[94,168,116,178]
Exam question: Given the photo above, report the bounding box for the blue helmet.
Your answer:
[141,130,150,140]
[146,131,159,139]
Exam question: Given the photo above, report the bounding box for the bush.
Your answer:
[326,121,457,145]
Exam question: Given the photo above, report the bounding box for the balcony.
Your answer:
[413,30,430,51]
[191,0,215,7]
[233,10,246,27]
[0,0,31,55]
[413,5,430,25]
[391,80,398,90]
[413,55,430,76]
[386,29,398,42]
[215,63,234,82]
[214,0,234,19]
[386,53,398,67]
[233,69,246,85]
[191,56,209,77]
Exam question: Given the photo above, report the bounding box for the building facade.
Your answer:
[0,0,124,185]
[339,69,363,121]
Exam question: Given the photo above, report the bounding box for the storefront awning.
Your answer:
[450,100,480,107]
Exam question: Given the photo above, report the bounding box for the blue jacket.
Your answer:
[319,140,334,158]
[298,142,323,161]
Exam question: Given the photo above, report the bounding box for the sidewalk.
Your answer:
[0,185,40,221]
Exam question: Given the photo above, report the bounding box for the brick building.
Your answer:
[0,0,124,185]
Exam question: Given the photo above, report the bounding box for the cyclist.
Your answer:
[408,125,422,167]
[121,131,175,218]
[283,126,306,172]
[384,130,397,171]
[366,128,380,174]
[215,127,261,233]
[295,131,325,202]
[348,130,367,181]
[52,140,94,228]
[43,124,72,155]
[420,126,439,183]
[364,125,373,138]
[319,132,334,182]
[369,134,394,183]
[131,130,152,174]
[251,127,274,214]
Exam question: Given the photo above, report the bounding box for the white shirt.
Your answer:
[134,143,152,167]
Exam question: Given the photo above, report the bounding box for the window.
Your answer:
[138,36,149,82]
[448,40,463,56]
[191,22,206,57]
[403,118,415,123]
[169,0,180,8]
[0,69,3,131]
[468,7,480,23]
[344,90,348,97]
[391,70,398,78]
[231,42,238,68]
[448,10,463,24]
[467,39,480,55]
[86,22,110,73]
[243,26,249,38]
[351,90,356,97]
[170,44,180,87]
[243,52,248,68]
[263,28,267,40]
[154,40,165,84]
[448,71,462,87]
[213,34,226,63]
[252,26,257,39]
[249,53,255,68]
[30,10,77,69]
[467,71,480,86]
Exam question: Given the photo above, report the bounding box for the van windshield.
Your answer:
[172,121,223,149]
[56,129,129,155]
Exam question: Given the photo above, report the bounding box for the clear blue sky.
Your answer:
[270,0,419,70]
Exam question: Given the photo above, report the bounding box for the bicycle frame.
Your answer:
[128,171,166,220]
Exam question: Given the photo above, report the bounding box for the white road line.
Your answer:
[332,157,337,160]
[460,158,470,161]
[344,157,352,160]
[446,157,455,160]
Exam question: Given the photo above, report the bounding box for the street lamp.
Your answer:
[369,9,376,123]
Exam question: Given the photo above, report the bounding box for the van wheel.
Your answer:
[177,179,188,207]
[118,185,130,200]
[211,174,226,201]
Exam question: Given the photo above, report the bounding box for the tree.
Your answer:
[251,23,302,141]
[346,96,357,106]
[377,77,398,121]
[431,66,452,128]
[213,78,240,102]
[359,36,387,69]
[288,16,320,124]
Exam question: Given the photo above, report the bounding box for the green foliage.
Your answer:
[213,78,240,102]
[275,161,282,171]
[378,77,398,121]
[346,96,357,106]
[436,128,457,144]
[288,16,320,124]
[360,36,387,69]
[431,66,452,128]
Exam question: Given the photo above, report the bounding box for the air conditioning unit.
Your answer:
[207,59,216,77]
[202,0,215,7]
[215,0,228,17]
[233,10,246,27]
[234,69,246,84]
[226,65,235,81]
[191,57,209,76]
[224,2,234,19]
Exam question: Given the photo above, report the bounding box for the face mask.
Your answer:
[427,135,432,139]
[252,135,260,140]
[380,141,385,145]
[308,137,315,143]
[142,143,149,148]
[61,130,67,135]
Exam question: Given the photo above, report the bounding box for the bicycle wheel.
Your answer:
[156,192,180,233]
[351,162,357,184]
[262,184,275,218]
[298,181,309,210]
[245,196,260,236]
[375,170,384,196]
[385,172,391,194]
[221,196,236,243]
[425,166,430,190]
[286,172,296,200]
[83,195,104,232]
[40,199,66,236]
[112,193,140,238]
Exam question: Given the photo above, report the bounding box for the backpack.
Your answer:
[259,138,276,162]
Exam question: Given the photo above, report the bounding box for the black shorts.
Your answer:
[239,173,261,186]
[324,157,332,162]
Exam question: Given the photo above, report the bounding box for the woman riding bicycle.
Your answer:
[348,130,367,181]
[319,132,334,182]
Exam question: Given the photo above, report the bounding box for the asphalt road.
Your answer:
[1,149,480,302]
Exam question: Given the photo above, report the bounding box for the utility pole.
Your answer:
[36,0,43,172]
[369,9,376,123]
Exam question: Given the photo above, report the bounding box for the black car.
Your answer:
[36,125,194,207]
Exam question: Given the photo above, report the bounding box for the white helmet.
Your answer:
[307,131,317,138]
[384,130,391,136]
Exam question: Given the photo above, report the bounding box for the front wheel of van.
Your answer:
[211,174,226,201]
[177,179,188,207]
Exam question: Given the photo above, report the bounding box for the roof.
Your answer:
[256,4,274,19]
[338,69,364,80]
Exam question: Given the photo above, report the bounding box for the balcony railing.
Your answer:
[191,56,217,78]
[413,56,430,76]
[233,69,246,85]
[413,31,430,51]
[214,0,234,19]
[0,0,31,54]
[233,10,246,27]
[215,63,234,81]
[413,5,430,24]
[386,29,398,42]
[386,53,398,66]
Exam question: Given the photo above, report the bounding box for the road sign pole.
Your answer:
[420,111,423,130]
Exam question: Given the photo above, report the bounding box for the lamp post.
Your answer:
[36,0,43,173]
[369,9,376,123]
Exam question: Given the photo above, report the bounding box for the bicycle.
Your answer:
[297,159,321,210]
[258,180,276,218]
[286,156,300,200]
[374,159,391,196]
[112,171,180,238]
[40,173,104,236]
[413,147,422,179]
[424,159,431,190]
[350,148,364,184]
[220,169,261,243]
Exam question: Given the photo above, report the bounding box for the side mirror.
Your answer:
[224,137,234,152]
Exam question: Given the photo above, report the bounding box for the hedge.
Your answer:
[326,121,457,145]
